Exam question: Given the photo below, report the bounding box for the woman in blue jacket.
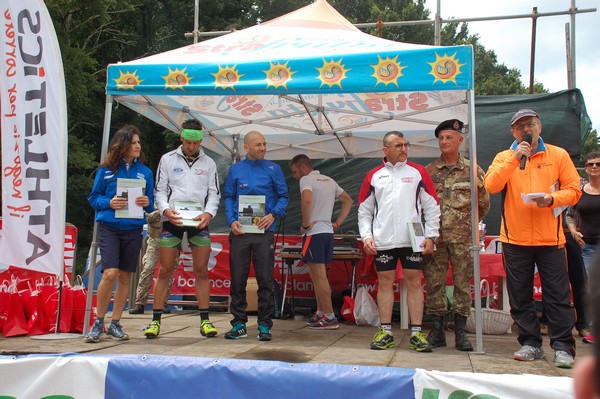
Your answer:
[85,125,155,343]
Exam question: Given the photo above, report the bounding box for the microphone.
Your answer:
[520,133,533,170]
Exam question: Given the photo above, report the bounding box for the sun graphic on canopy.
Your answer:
[212,65,245,90]
[162,67,193,90]
[316,59,349,88]
[264,62,296,89]
[113,70,143,90]
[428,52,464,85]
[371,55,405,87]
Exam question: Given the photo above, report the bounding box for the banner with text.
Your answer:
[0,0,68,274]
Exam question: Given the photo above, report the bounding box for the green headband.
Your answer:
[180,128,203,141]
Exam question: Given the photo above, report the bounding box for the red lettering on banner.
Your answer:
[5,83,17,117]
[364,92,429,113]
[225,95,263,116]
[185,43,263,54]
[4,124,24,202]
[4,11,17,79]
[4,157,23,200]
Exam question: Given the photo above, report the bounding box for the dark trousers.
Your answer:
[503,243,576,356]
[229,232,275,328]
[540,232,590,330]
[565,232,590,330]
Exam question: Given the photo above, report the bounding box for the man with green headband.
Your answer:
[144,119,221,339]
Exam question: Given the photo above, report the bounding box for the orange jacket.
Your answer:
[484,138,581,246]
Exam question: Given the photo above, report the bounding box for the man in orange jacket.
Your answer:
[484,108,581,368]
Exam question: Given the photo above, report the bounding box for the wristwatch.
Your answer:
[270,212,277,218]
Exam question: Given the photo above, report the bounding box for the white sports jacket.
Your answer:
[358,159,440,251]
[155,146,220,219]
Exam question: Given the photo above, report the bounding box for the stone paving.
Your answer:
[0,310,591,378]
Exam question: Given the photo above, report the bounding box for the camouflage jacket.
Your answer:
[426,155,490,243]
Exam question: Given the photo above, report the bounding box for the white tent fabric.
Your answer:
[98,0,486,350]
[106,0,474,161]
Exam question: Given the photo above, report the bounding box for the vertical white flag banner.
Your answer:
[0,0,67,275]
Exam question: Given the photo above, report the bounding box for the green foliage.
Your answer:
[583,129,600,157]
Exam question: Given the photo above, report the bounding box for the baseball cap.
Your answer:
[510,109,539,125]
[180,128,203,141]
[434,119,464,138]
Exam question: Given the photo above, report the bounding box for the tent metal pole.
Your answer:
[569,0,577,88]
[193,0,199,44]
[528,8,538,94]
[83,94,115,333]
[297,94,352,158]
[434,0,441,46]
[467,89,484,354]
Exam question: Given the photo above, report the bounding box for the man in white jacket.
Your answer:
[358,131,440,351]
[144,119,221,339]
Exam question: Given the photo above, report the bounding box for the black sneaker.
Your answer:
[128,304,144,314]
[370,327,395,350]
[224,323,247,340]
[257,323,272,341]
[409,331,433,352]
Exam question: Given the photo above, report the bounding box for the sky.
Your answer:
[425,0,599,132]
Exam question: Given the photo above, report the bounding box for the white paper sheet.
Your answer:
[127,186,144,218]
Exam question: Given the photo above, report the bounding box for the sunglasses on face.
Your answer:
[586,162,600,168]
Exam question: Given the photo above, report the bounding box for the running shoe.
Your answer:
[200,320,218,337]
[554,350,575,368]
[409,331,433,352]
[370,327,395,350]
[306,312,321,325]
[224,323,247,340]
[257,322,272,341]
[84,320,104,343]
[308,315,339,330]
[106,321,129,341]
[144,320,161,339]
[513,345,545,361]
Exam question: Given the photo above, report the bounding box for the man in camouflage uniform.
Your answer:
[129,209,174,314]
[424,119,490,351]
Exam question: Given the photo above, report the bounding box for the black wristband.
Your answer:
[302,225,310,229]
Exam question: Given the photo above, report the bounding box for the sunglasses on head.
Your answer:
[586,162,600,168]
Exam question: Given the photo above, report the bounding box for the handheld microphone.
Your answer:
[520,134,533,170]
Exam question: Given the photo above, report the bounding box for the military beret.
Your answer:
[434,119,464,138]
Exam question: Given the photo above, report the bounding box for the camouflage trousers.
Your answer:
[423,242,473,317]
[134,234,174,306]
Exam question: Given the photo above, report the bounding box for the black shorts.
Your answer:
[97,223,143,273]
[373,247,423,272]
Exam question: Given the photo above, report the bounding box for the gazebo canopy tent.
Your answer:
[105,0,474,161]
[99,0,485,348]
